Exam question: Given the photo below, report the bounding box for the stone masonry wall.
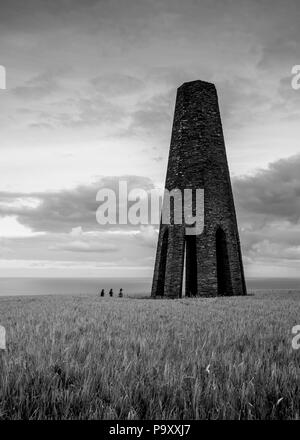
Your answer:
[151,80,247,298]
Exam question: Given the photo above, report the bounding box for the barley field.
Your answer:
[0,290,299,420]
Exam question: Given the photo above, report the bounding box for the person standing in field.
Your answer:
[100,289,105,297]
[109,288,113,297]
[119,288,123,298]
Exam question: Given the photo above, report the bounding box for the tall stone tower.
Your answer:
[151,80,246,298]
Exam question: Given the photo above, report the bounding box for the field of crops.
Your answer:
[0,290,299,419]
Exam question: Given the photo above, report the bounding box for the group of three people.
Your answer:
[100,288,123,297]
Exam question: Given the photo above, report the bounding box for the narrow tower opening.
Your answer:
[185,235,197,296]
[216,227,232,296]
[157,228,169,296]
[182,242,186,297]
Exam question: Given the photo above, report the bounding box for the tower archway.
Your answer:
[157,228,169,296]
[185,235,197,296]
[216,227,233,296]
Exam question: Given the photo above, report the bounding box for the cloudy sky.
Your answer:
[0,0,300,278]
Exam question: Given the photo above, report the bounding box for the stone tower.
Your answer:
[151,80,246,298]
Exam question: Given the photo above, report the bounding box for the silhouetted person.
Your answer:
[119,288,123,298]
[109,288,113,297]
[100,289,105,297]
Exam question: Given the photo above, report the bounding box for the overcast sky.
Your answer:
[0,0,300,278]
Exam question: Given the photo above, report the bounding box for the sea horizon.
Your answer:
[0,276,299,297]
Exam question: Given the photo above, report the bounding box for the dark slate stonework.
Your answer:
[151,80,247,298]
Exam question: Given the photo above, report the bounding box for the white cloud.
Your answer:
[135,225,158,247]
[1,0,300,277]
[50,240,118,253]
[0,216,44,238]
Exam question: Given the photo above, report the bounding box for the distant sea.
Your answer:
[0,277,152,297]
[0,277,299,297]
